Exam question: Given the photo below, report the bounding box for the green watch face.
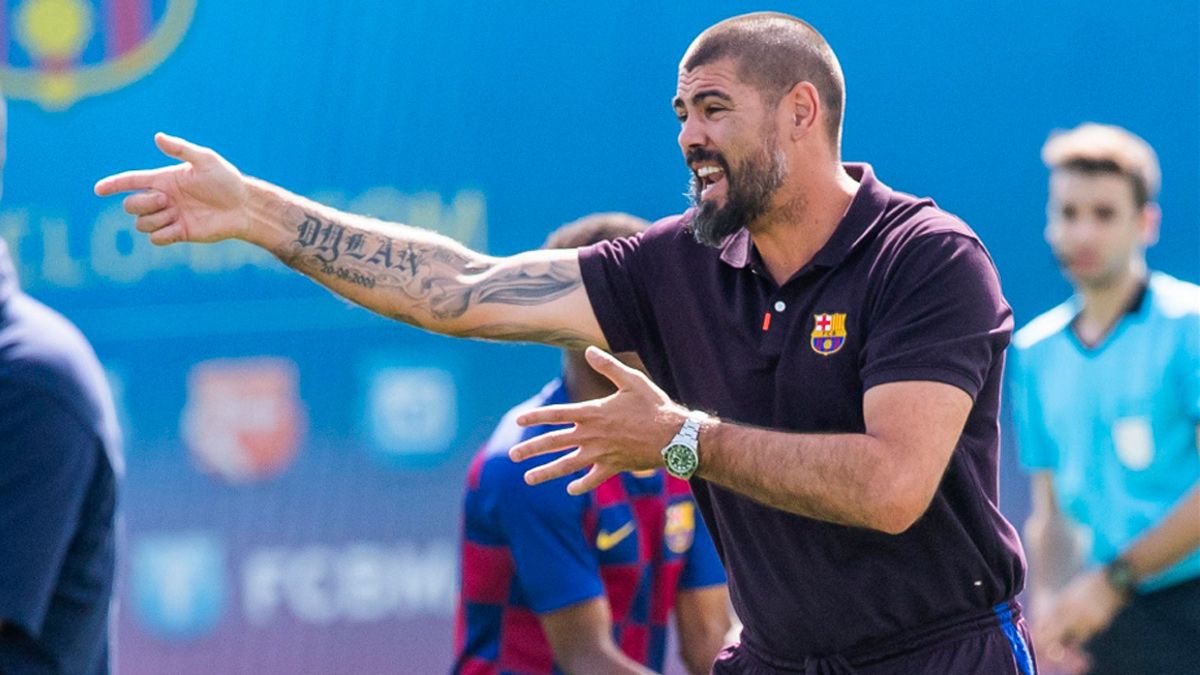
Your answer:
[1106,560,1136,595]
[664,443,699,477]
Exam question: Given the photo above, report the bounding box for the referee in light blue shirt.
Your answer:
[1012,123,1200,675]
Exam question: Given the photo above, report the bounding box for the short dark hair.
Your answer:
[1042,123,1160,208]
[682,12,845,147]
[541,212,649,250]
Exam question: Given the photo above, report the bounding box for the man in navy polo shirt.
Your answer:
[98,11,1032,674]
[1,106,123,673]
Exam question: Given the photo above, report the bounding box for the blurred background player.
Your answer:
[0,98,123,674]
[454,213,731,675]
[1013,123,1200,674]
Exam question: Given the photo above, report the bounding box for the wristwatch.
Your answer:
[661,410,707,479]
[1104,558,1137,601]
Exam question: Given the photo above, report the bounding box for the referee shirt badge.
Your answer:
[811,313,848,355]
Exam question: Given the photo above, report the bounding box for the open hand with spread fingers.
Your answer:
[509,346,692,495]
[93,133,250,246]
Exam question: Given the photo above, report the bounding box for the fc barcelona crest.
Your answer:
[665,501,696,554]
[0,0,195,111]
[811,312,847,355]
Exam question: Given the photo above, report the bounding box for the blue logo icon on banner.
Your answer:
[363,365,458,466]
[131,532,227,639]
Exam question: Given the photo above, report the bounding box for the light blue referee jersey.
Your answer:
[1011,271,1200,592]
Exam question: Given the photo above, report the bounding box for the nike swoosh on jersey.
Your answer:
[596,521,636,551]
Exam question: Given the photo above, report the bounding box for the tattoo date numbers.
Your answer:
[321,263,377,289]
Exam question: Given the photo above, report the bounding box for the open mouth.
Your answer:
[694,164,726,201]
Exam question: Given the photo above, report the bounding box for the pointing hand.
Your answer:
[94,133,249,245]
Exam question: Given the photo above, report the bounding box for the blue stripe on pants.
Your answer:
[993,602,1035,675]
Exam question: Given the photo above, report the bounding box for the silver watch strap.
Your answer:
[675,410,707,444]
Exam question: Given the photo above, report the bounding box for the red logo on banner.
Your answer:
[181,358,306,483]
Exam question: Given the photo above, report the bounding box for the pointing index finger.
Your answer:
[94,168,168,197]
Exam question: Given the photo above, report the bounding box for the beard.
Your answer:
[686,134,788,248]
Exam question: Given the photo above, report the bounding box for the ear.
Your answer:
[1043,203,1058,246]
[783,81,821,141]
[1139,202,1161,247]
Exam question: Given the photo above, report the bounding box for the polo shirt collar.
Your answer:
[1066,276,1150,319]
[0,238,18,304]
[718,162,891,271]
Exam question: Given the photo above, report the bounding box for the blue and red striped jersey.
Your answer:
[453,379,726,674]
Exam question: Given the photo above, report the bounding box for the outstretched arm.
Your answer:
[95,133,605,349]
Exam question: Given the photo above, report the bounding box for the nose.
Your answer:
[678,114,707,154]
[1050,217,1100,254]
[1067,216,1102,243]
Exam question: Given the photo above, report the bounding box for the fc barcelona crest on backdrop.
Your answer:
[811,312,847,355]
[0,0,195,111]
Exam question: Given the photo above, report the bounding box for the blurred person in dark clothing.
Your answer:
[0,97,123,674]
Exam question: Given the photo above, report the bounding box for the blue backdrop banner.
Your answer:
[1,2,1195,673]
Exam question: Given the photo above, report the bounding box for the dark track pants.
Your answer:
[712,601,1036,675]
[1084,577,1200,675]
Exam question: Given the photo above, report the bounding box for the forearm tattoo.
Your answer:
[277,211,585,345]
[466,324,595,350]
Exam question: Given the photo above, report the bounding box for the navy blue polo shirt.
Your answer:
[579,164,1023,661]
[0,240,121,675]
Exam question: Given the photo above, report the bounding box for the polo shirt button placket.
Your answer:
[760,294,790,358]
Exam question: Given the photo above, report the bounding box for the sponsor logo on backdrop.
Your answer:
[181,357,306,483]
[365,366,457,464]
[0,188,486,291]
[131,532,227,640]
[131,536,454,639]
[0,0,196,111]
[243,540,456,624]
